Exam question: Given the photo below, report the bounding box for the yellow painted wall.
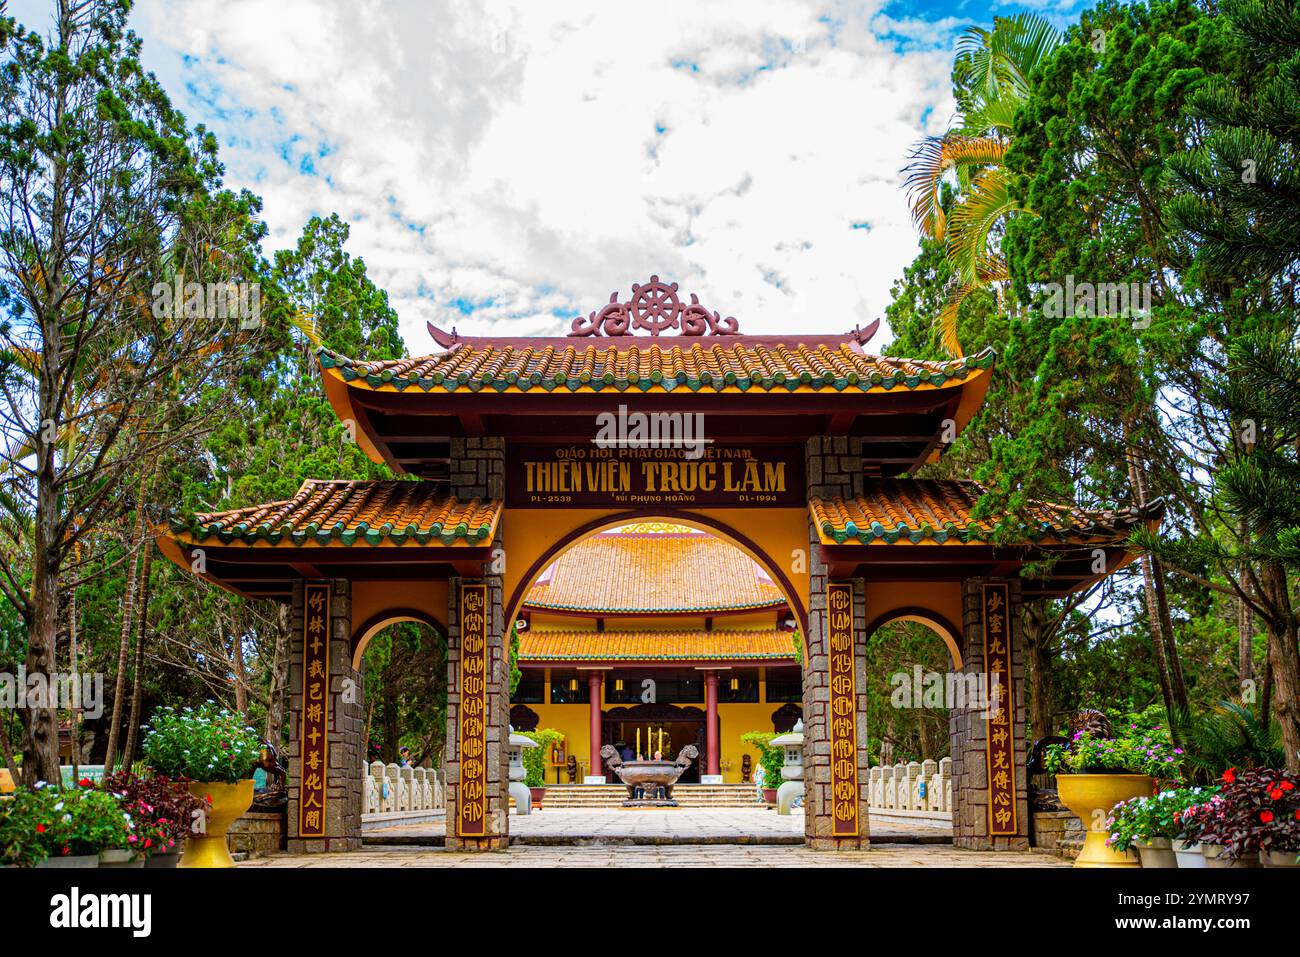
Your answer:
[520,675,797,784]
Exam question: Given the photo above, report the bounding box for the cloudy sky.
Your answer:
[13,0,1086,350]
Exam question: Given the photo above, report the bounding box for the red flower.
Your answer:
[1223,767,1237,783]
[78,777,92,788]
[1260,810,1274,824]
[35,824,44,833]
[1282,781,1295,792]
[1270,788,1284,800]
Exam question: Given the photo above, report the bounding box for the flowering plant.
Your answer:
[0,786,52,866]
[101,770,205,850]
[1106,787,1216,852]
[1043,726,1184,779]
[1188,767,1300,858]
[142,702,262,783]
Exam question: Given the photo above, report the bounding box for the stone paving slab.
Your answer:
[239,843,1065,868]
[365,806,951,845]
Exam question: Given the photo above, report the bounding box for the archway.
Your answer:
[504,514,807,792]
[861,611,966,839]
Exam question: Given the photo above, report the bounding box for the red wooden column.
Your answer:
[704,671,720,776]
[588,672,604,781]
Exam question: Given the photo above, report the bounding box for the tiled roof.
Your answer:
[318,341,995,395]
[810,479,1161,545]
[517,629,799,662]
[524,531,787,613]
[168,480,500,546]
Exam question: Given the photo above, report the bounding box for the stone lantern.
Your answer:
[770,719,804,815]
[508,725,537,816]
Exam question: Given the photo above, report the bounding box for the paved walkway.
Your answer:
[363,807,952,845]
[241,807,1051,866]
[241,843,1063,868]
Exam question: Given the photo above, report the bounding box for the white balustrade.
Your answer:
[362,761,445,815]
[866,757,952,814]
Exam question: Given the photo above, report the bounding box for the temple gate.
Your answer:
[156,276,1160,853]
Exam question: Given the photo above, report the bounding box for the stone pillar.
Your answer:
[588,672,604,781]
[950,578,1030,850]
[286,578,363,853]
[803,436,871,850]
[445,436,509,851]
[704,671,720,777]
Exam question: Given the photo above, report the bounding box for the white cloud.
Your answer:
[11,0,970,349]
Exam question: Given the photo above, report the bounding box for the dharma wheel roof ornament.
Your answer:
[567,275,740,338]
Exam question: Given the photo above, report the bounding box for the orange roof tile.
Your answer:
[168,480,500,546]
[524,531,786,613]
[810,479,1162,545]
[319,342,995,396]
[518,629,798,662]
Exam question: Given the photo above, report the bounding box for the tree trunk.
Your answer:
[121,538,154,770]
[1022,599,1055,742]
[264,603,292,746]
[1237,519,1255,691]
[103,513,143,772]
[1126,447,1188,742]
[1260,563,1300,773]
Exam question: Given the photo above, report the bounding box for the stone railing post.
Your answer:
[920,759,937,811]
[869,766,881,807]
[906,761,922,810]
[939,756,952,813]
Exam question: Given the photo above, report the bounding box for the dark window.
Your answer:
[512,674,545,704]
[604,669,703,703]
[765,673,802,702]
[717,673,760,703]
[549,673,590,704]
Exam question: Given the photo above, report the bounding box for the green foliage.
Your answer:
[741,731,784,788]
[1179,701,1286,784]
[1106,786,1219,851]
[141,703,262,783]
[520,728,564,788]
[1043,727,1183,778]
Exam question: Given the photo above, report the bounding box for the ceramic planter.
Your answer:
[99,848,143,868]
[1135,836,1177,869]
[762,787,778,805]
[144,850,181,869]
[1202,843,1259,868]
[1260,849,1299,867]
[1173,839,1206,868]
[1056,773,1153,868]
[37,854,99,868]
[180,779,254,868]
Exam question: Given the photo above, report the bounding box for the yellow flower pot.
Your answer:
[1057,773,1154,868]
[180,780,254,869]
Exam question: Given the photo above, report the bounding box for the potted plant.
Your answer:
[1196,767,1299,868]
[1107,787,1215,868]
[742,731,783,805]
[1043,717,1181,868]
[142,702,263,868]
[27,786,133,868]
[101,770,205,868]
[520,728,564,807]
[0,786,50,868]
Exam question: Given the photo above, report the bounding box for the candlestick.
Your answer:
[636,728,640,757]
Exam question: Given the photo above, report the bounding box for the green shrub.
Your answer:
[142,702,263,783]
[519,728,564,788]
[741,730,784,788]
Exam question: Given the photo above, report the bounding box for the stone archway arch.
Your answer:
[350,607,448,670]
[863,606,964,670]
[502,507,810,660]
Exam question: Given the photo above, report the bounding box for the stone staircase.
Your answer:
[541,784,763,808]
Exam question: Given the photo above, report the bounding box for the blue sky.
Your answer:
[10,0,1092,349]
